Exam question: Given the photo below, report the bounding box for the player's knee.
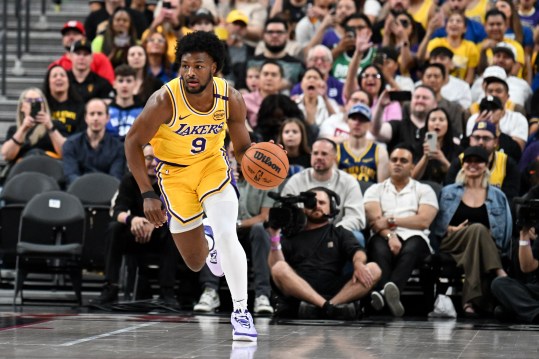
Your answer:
[184,255,206,272]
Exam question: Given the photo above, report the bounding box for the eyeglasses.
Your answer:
[265,30,286,35]
[470,135,495,142]
[390,157,410,164]
[23,97,43,103]
[361,73,381,79]
[148,38,165,44]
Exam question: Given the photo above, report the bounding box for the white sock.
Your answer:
[203,186,248,310]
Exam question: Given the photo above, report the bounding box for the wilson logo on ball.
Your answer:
[253,151,282,174]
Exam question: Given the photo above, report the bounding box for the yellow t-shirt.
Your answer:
[150,76,229,166]
[427,38,480,80]
[410,0,434,32]
[465,0,488,24]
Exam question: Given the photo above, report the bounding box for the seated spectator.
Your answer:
[412,107,463,184]
[224,10,255,90]
[423,11,480,85]
[448,120,520,202]
[419,62,467,138]
[466,94,528,151]
[91,7,139,68]
[291,45,345,106]
[319,89,371,142]
[276,118,311,178]
[84,0,148,41]
[491,194,539,323]
[495,0,534,57]
[364,144,439,317]
[333,14,376,83]
[244,60,284,129]
[435,0,486,43]
[141,0,181,64]
[126,45,163,104]
[429,46,473,110]
[268,187,382,319]
[106,65,144,140]
[68,40,114,103]
[232,0,267,45]
[281,138,366,245]
[90,144,180,306]
[43,65,85,140]
[1,88,66,164]
[249,17,305,89]
[295,68,340,128]
[143,30,177,84]
[254,95,310,145]
[49,20,114,85]
[471,47,532,109]
[336,103,389,183]
[193,139,275,315]
[380,11,422,73]
[346,65,402,123]
[371,86,438,160]
[433,146,511,316]
[62,98,126,185]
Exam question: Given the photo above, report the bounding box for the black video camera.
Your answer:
[515,195,539,232]
[267,192,317,237]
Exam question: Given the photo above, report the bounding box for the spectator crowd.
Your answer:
[3,0,539,323]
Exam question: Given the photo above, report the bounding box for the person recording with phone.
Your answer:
[1,88,66,165]
[268,187,381,320]
[412,107,463,184]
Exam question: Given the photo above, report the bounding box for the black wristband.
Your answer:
[141,191,160,200]
[125,215,133,226]
[10,136,22,146]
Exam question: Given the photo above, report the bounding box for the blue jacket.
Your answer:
[432,183,512,254]
[432,19,486,43]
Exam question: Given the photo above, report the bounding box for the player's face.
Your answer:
[304,190,331,223]
[180,52,216,94]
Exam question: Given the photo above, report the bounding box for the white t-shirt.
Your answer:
[441,76,472,109]
[363,178,439,249]
[319,113,350,140]
[466,110,529,142]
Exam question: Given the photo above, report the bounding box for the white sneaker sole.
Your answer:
[384,282,404,317]
[232,330,258,342]
[371,291,384,311]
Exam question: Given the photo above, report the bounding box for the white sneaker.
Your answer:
[193,288,220,312]
[253,295,274,314]
[383,282,404,317]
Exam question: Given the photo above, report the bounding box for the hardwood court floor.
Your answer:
[0,308,537,359]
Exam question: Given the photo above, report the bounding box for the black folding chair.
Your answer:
[14,191,86,308]
[5,156,65,188]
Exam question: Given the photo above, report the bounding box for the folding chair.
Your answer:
[5,156,65,188]
[14,191,86,307]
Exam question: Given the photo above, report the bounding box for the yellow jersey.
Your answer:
[150,76,230,166]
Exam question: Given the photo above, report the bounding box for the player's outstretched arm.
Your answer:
[125,88,172,226]
[227,86,253,163]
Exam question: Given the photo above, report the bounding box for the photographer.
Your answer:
[268,187,381,320]
[491,187,539,324]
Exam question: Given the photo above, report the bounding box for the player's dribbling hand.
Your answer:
[267,140,287,153]
[143,198,167,228]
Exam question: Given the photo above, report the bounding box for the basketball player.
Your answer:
[336,103,389,183]
[124,31,257,342]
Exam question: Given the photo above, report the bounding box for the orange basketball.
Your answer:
[241,142,289,190]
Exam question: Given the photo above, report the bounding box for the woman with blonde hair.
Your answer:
[432,146,512,316]
[1,87,66,163]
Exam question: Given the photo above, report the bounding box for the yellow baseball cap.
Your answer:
[226,10,249,25]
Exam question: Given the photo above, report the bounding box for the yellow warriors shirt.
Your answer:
[150,76,229,166]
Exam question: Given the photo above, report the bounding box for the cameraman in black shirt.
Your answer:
[268,187,381,319]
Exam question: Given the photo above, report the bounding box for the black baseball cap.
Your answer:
[462,146,489,163]
[70,39,92,53]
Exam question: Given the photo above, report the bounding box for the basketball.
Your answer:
[241,142,289,190]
